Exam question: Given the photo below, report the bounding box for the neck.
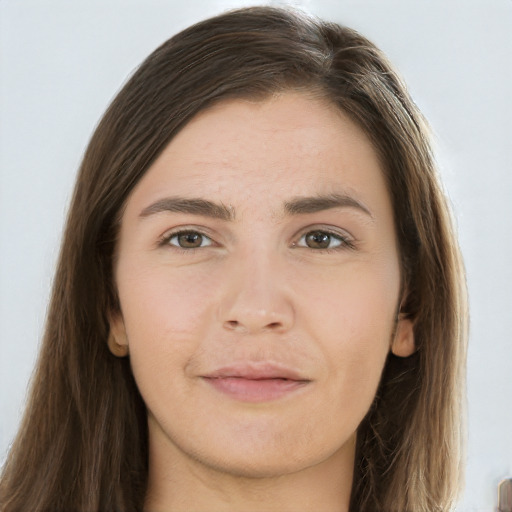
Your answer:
[144,430,355,512]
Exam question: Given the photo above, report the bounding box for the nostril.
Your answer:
[223,319,284,332]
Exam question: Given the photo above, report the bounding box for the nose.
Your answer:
[218,253,295,335]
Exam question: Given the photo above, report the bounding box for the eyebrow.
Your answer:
[284,193,374,219]
[139,193,373,221]
[140,197,234,221]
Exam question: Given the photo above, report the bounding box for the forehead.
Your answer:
[124,91,390,219]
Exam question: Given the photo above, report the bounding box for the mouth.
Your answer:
[201,362,311,403]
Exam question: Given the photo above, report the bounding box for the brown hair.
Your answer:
[0,6,467,511]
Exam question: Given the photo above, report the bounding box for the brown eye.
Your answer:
[168,231,212,249]
[305,231,332,249]
[297,230,348,250]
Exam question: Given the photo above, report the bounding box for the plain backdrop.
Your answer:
[1,1,511,510]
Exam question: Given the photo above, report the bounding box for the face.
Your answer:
[111,92,414,479]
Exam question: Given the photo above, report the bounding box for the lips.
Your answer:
[201,362,311,403]
[204,362,308,381]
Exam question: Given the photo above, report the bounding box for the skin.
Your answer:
[110,91,415,512]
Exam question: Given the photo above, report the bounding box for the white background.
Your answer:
[1,1,511,510]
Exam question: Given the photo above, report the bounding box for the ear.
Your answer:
[107,313,129,357]
[391,316,415,357]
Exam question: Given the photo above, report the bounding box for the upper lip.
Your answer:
[203,362,310,381]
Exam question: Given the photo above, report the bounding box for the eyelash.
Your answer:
[159,229,214,252]
[294,229,355,252]
[159,227,355,252]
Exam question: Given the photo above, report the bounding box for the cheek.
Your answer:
[115,263,221,394]
[297,256,399,342]
[118,262,219,338]
[297,260,399,407]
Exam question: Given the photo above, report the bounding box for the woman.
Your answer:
[0,6,467,512]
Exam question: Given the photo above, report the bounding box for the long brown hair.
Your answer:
[0,6,467,511]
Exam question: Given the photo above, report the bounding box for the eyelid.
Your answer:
[158,226,217,249]
[293,225,356,250]
[156,224,355,251]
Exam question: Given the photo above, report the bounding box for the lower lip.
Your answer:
[203,377,309,403]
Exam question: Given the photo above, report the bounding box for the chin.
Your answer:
[196,449,318,479]
[186,427,353,480]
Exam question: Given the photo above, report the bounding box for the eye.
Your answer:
[166,230,213,249]
[296,229,352,250]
